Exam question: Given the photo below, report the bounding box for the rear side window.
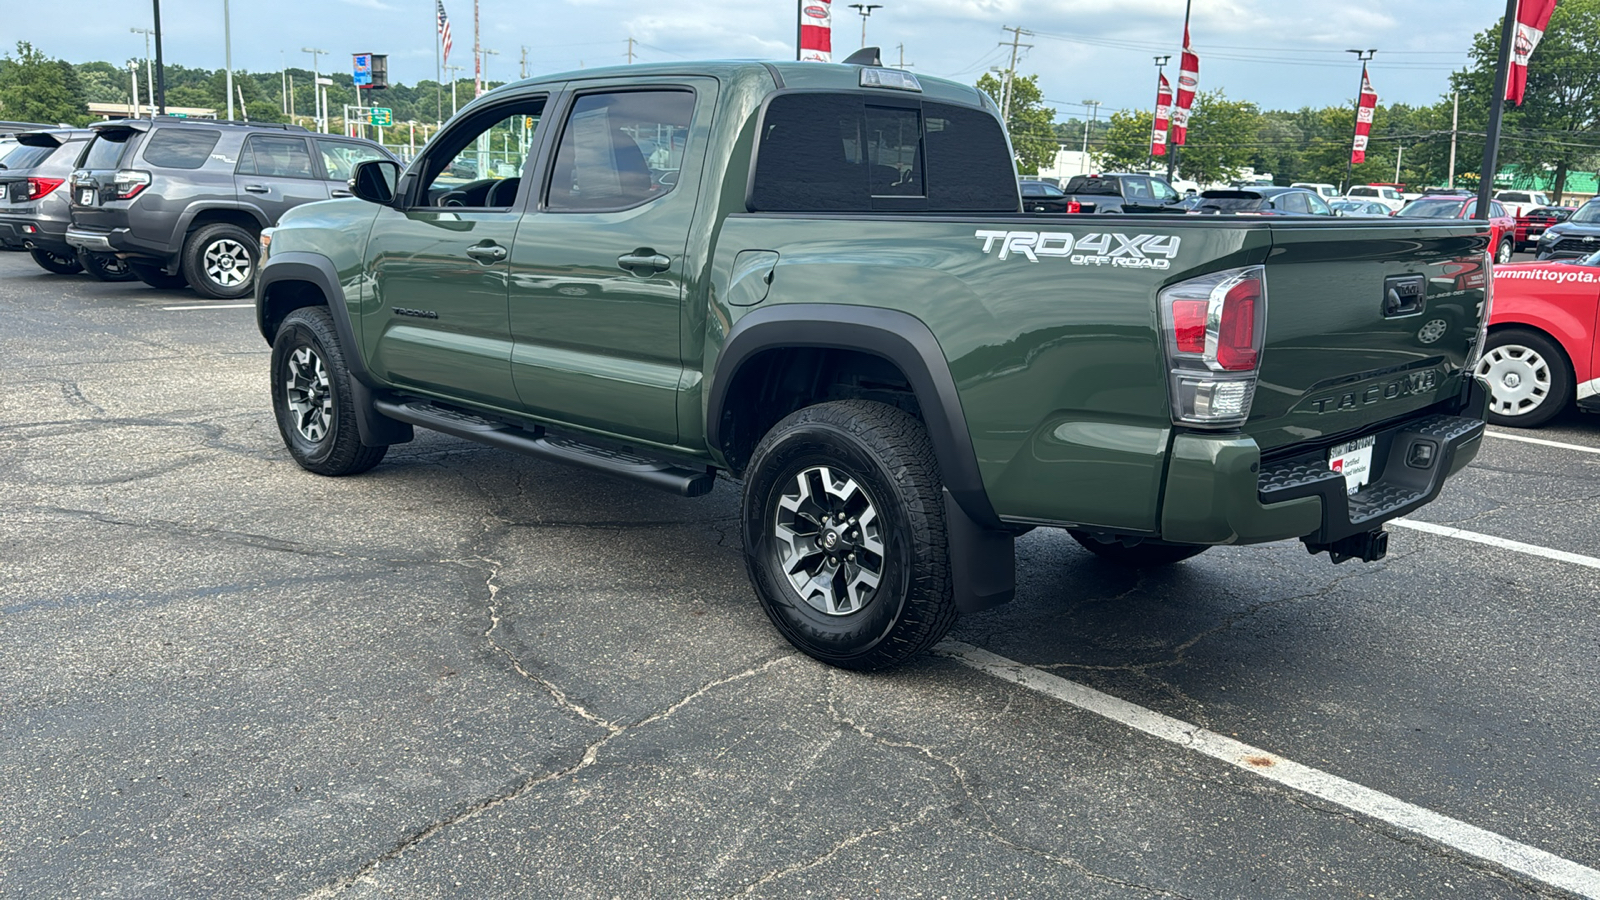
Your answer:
[82,132,135,169]
[237,135,316,179]
[141,128,222,169]
[750,93,1015,213]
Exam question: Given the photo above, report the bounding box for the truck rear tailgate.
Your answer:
[1248,221,1490,456]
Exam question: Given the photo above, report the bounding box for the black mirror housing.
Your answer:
[350,159,402,205]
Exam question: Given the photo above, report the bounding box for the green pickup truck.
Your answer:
[255,58,1491,670]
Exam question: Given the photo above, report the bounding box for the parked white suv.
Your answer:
[1344,184,1407,212]
[1291,182,1340,200]
[1494,190,1551,219]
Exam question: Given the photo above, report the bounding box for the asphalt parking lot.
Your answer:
[2,248,1598,900]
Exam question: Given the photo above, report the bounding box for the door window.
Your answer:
[1123,177,1152,200]
[316,140,388,181]
[546,90,695,212]
[237,135,316,178]
[1307,194,1332,216]
[1150,179,1178,202]
[1277,192,1309,214]
[417,97,547,209]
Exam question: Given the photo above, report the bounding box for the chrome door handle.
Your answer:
[330,189,352,198]
[617,250,671,276]
[243,184,270,193]
[465,243,507,263]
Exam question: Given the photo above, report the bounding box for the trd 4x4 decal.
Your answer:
[975,229,1182,269]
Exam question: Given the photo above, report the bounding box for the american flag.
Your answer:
[437,0,453,64]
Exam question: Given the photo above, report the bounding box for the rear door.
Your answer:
[1246,220,1490,454]
[312,138,391,199]
[235,134,328,224]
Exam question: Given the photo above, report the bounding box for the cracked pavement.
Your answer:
[2,253,1596,898]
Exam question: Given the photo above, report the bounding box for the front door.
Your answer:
[507,80,712,446]
[360,93,552,412]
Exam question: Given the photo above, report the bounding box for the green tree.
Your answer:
[1169,90,1259,185]
[0,42,89,125]
[977,72,1056,174]
[1092,108,1159,173]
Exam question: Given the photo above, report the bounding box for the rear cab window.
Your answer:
[141,128,223,169]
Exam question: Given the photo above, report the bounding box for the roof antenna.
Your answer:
[841,47,882,66]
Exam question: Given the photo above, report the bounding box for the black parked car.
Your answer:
[1059,173,1185,213]
[1020,179,1072,213]
[1190,187,1334,216]
[64,117,394,298]
[1534,198,1600,260]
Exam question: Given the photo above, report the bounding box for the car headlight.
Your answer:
[1540,230,1559,243]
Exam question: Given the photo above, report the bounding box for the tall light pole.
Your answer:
[1343,48,1377,194]
[1080,100,1100,174]
[151,0,167,114]
[131,27,155,116]
[847,4,882,49]
[223,0,234,120]
[481,48,499,89]
[445,64,463,115]
[302,47,327,132]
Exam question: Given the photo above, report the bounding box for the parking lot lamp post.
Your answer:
[302,47,327,131]
[223,0,234,120]
[482,48,499,89]
[1343,48,1376,194]
[1081,99,1100,174]
[151,0,166,114]
[445,64,463,115]
[131,28,155,116]
[847,4,882,49]
[1150,55,1169,171]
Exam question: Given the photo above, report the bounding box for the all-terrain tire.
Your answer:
[742,400,957,671]
[270,306,388,476]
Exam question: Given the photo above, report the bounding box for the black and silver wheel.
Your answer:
[742,400,956,670]
[1476,328,1572,428]
[1495,239,1514,265]
[270,306,387,476]
[1069,530,1209,566]
[77,250,138,282]
[29,247,82,275]
[1414,314,1452,346]
[128,260,189,290]
[182,222,258,300]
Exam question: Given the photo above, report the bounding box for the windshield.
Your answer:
[1397,199,1465,219]
[1569,202,1600,224]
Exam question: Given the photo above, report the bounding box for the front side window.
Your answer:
[417,97,546,208]
[546,90,695,212]
[1150,179,1177,201]
[317,140,388,182]
[1308,194,1332,216]
[142,128,222,169]
[237,135,315,179]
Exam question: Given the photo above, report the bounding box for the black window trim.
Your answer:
[537,83,700,216]
[401,90,553,212]
[235,133,318,180]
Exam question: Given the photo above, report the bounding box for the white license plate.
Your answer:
[78,188,95,206]
[1329,436,1376,495]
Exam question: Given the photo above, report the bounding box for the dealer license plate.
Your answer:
[78,188,95,206]
[1328,436,1376,495]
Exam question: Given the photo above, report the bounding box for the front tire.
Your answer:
[270,307,387,476]
[1069,530,1209,566]
[182,222,258,300]
[742,400,956,671]
[1476,328,1572,427]
[29,247,82,275]
[78,250,138,282]
[1495,239,1514,265]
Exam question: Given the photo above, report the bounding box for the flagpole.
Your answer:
[435,3,442,127]
[1477,0,1519,221]
[1166,0,1190,185]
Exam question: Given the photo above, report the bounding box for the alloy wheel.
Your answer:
[772,465,885,616]
[284,346,334,442]
[204,238,252,288]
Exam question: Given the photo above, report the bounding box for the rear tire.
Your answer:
[1476,328,1572,428]
[270,306,388,476]
[128,260,189,290]
[29,247,82,275]
[1495,239,1514,265]
[1069,530,1209,566]
[182,222,258,300]
[742,400,956,671]
[77,250,138,282]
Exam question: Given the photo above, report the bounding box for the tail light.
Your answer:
[24,177,64,200]
[112,170,151,200]
[1158,265,1268,427]
[1066,200,1081,213]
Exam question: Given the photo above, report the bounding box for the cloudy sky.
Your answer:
[24,0,1492,119]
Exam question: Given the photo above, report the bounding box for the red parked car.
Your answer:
[1395,194,1517,264]
[1480,250,1600,426]
[1514,205,1576,252]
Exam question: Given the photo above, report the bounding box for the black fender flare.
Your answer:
[256,251,412,447]
[707,304,1012,612]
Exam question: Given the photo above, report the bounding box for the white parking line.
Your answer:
[1391,518,1600,570]
[162,303,254,311]
[1485,430,1600,455]
[937,641,1600,899]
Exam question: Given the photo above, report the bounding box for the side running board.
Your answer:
[372,399,716,498]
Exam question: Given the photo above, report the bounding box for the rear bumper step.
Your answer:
[372,399,716,498]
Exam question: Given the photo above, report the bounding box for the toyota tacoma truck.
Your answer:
[254,58,1491,670]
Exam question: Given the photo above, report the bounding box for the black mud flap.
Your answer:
[944,489,1015,613]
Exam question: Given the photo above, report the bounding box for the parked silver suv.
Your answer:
[0,129,136,280]
[65,117,393,298]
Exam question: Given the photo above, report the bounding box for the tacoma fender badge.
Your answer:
[392,307,439,319]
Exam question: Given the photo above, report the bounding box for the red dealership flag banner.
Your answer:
[1508,0,1559,104]
[1151,74,1173,157]
[1351,71,1378,165]
[799,1,833,62]
[1171,27,1199,146]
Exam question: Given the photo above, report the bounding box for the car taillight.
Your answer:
[25,177,64,200]
[1158,265,1268,427]
[1066,200,1081,214]
[112,170,151,200]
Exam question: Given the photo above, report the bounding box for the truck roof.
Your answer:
[504,59,995,110]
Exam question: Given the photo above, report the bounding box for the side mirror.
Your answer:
[350,159,402,205]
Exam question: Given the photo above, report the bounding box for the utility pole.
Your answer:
[891,43,912,69]
[223,0,234,120]
[281,51,288,115]
[847,4,882,49]
[128,61,140,117]
[1000,26,1033,121]
[1343,48,1377,194]
[1477,0,1518,219]
[1448,90,1459,189]
[520,45,529,79]
[151,0,167,113]
[1080,100,1100,174]
[626,36,636,64]
[1395,145,1404,185]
